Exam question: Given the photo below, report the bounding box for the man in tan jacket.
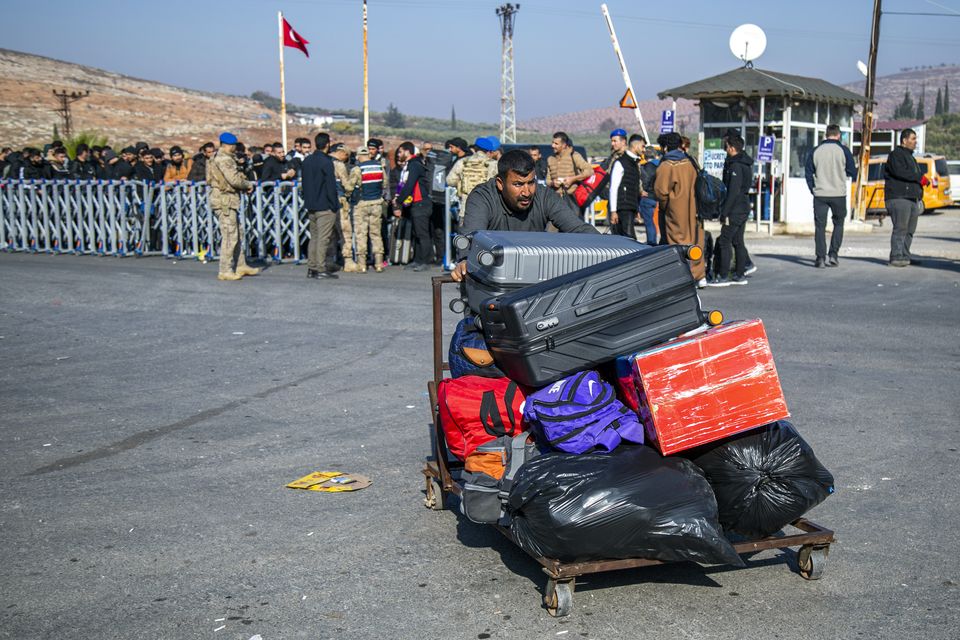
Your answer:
[654,132,706,285]
[546,131,593,211]
[207,132,259,281]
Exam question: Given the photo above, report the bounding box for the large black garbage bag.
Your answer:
[689,421,835,539]
[507,445,744,566]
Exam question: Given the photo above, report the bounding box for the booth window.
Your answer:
[792,100,816,124]
[789,127,816,178]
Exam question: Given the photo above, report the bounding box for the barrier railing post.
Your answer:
[291,185,301,263]
[444,186,457,270]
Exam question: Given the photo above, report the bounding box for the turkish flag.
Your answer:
[282,17,309,58]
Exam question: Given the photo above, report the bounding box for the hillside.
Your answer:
[843,64,960,120]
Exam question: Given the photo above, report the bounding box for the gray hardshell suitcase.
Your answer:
[478,246,712,388]
[457,231,648,314]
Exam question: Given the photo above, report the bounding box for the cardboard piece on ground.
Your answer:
[286,471,372,492]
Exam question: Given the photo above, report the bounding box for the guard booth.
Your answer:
[659,67,866,232]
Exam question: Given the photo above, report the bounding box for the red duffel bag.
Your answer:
[573,165,607,207]
[437,375,526,460]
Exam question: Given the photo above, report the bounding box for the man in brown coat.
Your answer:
[654,132,706,285]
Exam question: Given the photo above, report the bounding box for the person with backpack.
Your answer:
[708,134,754,287]
[638,139,659,246]
[654,132,706,286]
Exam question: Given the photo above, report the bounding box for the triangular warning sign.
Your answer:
[619,88,637,109]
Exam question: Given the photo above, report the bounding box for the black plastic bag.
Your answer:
[689,421,835,539]
[507,445,743,566]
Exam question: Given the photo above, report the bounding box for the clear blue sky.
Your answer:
[2,0,958,123]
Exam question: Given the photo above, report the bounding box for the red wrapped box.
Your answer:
[621,319,789,455]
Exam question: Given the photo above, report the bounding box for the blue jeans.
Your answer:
[639,197,657,246]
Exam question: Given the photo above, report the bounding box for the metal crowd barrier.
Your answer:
[0,179,313,262]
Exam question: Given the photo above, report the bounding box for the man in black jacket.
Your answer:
[708,134,754,287]
[393,141,433,271]
[70,144,98,180]
[301,132,340,280]
[607,133,640,238]
[187,142,215,182]
[884,129,924,267]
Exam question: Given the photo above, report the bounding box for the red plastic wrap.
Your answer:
[625,319,790,455]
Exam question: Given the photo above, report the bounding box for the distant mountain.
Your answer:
[842,64,960,121]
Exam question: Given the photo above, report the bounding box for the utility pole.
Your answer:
[52,90,89,139]
[854,0,882,222]
[496,3,519,143]
[362,0,370,144]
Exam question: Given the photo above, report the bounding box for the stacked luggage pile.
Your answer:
[437,231,835,569]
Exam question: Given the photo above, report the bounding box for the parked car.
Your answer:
[855,154,953,215]
[947,160,960,205]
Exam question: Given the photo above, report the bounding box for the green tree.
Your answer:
[893,88,914,120]
[62,132,109,160]
[935,88,944,116]
[384,102,406,128]
[451,105,457,131]
[945,80,951,113]
[598,117,617,133]
[916,90,925,120]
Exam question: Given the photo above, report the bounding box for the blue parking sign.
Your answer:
[758,135,776,163]
[660,110,675,133]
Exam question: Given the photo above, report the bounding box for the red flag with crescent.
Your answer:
[282,17,310,58]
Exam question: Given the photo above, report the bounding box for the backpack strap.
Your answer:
[499,431,533,498]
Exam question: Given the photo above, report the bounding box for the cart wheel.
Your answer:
[797,544,829,580]
[544,578,574,617]
[424,477,445,511]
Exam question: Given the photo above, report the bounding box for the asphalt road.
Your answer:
[1,249,958,640]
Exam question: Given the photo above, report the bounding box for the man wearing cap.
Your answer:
[163,147,192,182]
[329,143,361,272]
[207,132,259,281]
[546,131,593,211]
[451,149,598,282]
[447,137,497,219]
[302,132,340,280]
[353,146,387,272]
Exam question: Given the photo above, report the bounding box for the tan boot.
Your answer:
[356,256,367,273]
[374,254,385,273]
[236,264,261,277]
[218,272,242,281]
[343,258,360,273]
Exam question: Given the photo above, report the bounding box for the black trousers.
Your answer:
[718,213,748,278]
[410,201,434,265]
[813,195,846,260]
[611,210,636,239]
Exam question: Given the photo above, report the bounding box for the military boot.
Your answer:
[236,264,261,277]
[343,258,361,273]
[374,254,385,273]
[218,272,243,281]
[355,255,368,273]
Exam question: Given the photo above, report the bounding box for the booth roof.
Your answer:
[658,66,867,106]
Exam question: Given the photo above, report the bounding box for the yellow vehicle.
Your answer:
[857,154,953,215]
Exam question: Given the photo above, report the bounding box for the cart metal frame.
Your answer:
[421,275,835,616]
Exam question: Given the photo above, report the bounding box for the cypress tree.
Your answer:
[451,105,457,131]
[894,88,914,120]
[916,91,925,120]
[935,88,943,116]
[945,80,951,113]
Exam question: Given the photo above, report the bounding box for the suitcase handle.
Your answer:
[573,291,628,317]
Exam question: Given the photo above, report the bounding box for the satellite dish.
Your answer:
[857,60,868,77]
[729,24,767,66]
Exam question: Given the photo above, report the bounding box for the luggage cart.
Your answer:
[421,275,835,617]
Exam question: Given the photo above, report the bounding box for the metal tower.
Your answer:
[496,3,519,143]
[52,90,89,139]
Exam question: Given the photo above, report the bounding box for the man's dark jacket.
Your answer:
[396,155,430,208]
[260,155,287,183]
[70,159,98,180]
[301,151,340,212]
[720,151,754,219]
[187,154,207,182]
[883,146,923,202]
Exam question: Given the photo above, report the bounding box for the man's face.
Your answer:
[30,154,43,166]
[610,136,626,153]
[171,152,184,164]
[301,142,312,156]
[274,147,285,159]
[421,142,433,156]
[77,150,89,161]
[629,140,645,156]
[397,147,410,162]
[529,148,541,162]
[54,152,67,165]
[496,169,537,214]
[902,133,917,151]
[122,151,135,163]
[294,142,302,153]
[551,137,564,155]
[263,145,273,156]
[142,153,154,166]
[204,146,216,159]
[367,145,378,157]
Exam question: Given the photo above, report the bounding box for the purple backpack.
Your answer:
[522,371,645,454]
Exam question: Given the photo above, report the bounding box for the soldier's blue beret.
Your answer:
[219,132,238,145]
[610,128,627,138]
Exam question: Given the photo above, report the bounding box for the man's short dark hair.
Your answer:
[201,142,215,151]
[825,124,841,138]
[552,131,571,147]
[398,141,416,155]
[900,128,916,143]
[527,145,540,152]
[725,134,745,152]
[314,132,330,150]
[628,134,646,146]
[657,132,682,151]
[497,149,536,180]
[76,143,90,155]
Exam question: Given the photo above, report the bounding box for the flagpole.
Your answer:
[363,0,370,144]
[278,10,288,152]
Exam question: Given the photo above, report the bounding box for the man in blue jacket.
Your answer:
[301,132,340,280]
[805,124,857,268]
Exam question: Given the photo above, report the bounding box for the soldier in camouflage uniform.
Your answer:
[353,146,387,272]
[330,143,360,272]
[447,137,497,221]
[207,132,259,281]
